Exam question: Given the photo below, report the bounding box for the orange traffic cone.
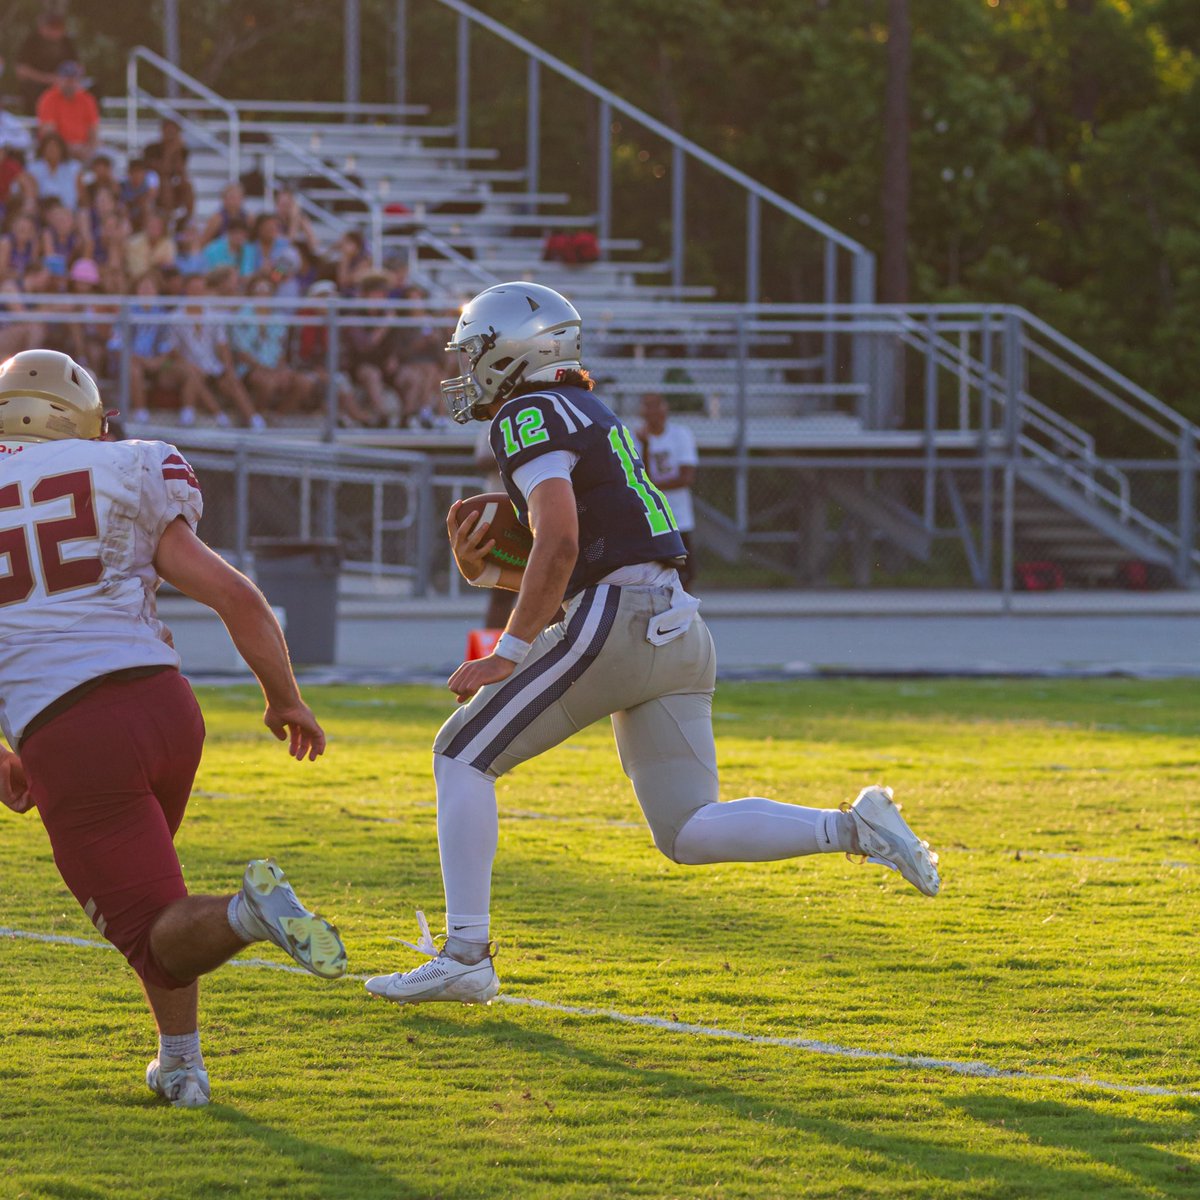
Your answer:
[466,628,503,660]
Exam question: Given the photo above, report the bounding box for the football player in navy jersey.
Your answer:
[366,283,940,1006]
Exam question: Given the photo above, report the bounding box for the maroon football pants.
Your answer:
[22,668,205,989]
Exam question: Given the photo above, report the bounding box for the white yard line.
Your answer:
[3,925,1196,1100]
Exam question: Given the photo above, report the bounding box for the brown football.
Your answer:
[454,492,533,568]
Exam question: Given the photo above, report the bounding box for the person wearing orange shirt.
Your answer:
[35,61,98,160]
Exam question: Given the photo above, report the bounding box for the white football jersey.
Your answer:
[0,437,203,745]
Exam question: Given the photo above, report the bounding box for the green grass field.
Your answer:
[1,679,1198,1199]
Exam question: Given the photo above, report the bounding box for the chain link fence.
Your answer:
[4,296,1198,594]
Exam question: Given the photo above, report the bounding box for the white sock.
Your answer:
[445,913,490,943]
[434,753,496,943]
[159,1030,202,1067]
[226,893,260,944]
[673,798,856,865]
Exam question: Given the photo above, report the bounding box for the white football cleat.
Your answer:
[847,786,940,897]
[239,859,347,979]
[146,1055,210,1108]
[365,911,500,1005]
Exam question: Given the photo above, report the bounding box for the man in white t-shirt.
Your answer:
[0,350,345,1107]
[637,392,699,589]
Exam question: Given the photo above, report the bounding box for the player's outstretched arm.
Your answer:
[153,517,326,761]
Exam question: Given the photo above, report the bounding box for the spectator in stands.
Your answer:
[174,221,206,277]
[98,261,127,296]
[267,247,303,300]
[637,392,700,589]
[341,273,401,427]
[144,118,194,230]
[293,279,379,428]
[0,110,35,212]
[203,216,250,274]
[15,4,81,116]
[35,60,99,159]
[334,229,369,291]
[392,284,448,428]
[292,241,324,294]
[79,153,117,206]
[382,250,410,298]
[201,181,248,246]
[274,186,316,252]
[232,273,315,416]
[62,256,109,372]
[41,199,84,279]
[170,273,264,429]
[119,159,158,228]
[92,207,129,272]
[26,132,80,210]
[124,210,176,279]
[205,264,242,301]
[116,271,220,428]
[242,213,290,276]
[0,101,34,158]
[0,211,43,280]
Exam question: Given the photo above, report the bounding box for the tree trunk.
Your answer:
[880,0,911,304]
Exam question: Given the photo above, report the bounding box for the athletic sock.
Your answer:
[434,752,498,923]
[445,913,490,943]
[673,798,856,865]
[159,1030,202,1069]
[226,893,260,944]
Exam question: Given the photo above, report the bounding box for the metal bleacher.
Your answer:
[86,6,1200,592]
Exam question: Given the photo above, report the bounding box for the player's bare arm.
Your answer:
[447,501,523,591]
[446,478,577,703]
[153,518,326,761]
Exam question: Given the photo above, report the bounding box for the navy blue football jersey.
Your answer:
[488,384,687,597]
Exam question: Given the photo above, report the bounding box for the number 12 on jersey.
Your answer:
[608,425,678,536]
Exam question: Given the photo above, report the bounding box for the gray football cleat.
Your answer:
[146,1055,210,1108]
[365,911,499,1005]
[847,786,941,897]
[239,858,348,979]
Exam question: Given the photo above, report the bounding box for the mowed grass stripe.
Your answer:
[8,925,1197,1101]
[2,679,1199,1200]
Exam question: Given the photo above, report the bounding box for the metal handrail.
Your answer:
[426,0,875,304]
[126,46,240,181]
[108,96,429,119]
[268,135,384,267]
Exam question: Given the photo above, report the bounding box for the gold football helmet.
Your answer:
[0,349,106,442]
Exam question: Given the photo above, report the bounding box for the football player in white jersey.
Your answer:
[0,350,346,1108]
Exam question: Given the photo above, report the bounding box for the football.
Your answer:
[453,492,534,568]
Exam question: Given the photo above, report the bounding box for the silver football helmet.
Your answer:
[0,349,105,442]
[441,281,583,424]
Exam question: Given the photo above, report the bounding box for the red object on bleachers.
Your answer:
[466,628,503,660]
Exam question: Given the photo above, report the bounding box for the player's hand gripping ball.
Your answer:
[452,492,534,569]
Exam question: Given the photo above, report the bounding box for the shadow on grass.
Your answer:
[946,1095,1200,1193]
[201,1105,422,1200]
[404,1013,1198,1197]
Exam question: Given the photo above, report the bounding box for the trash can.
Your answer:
[251,538,341,666]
